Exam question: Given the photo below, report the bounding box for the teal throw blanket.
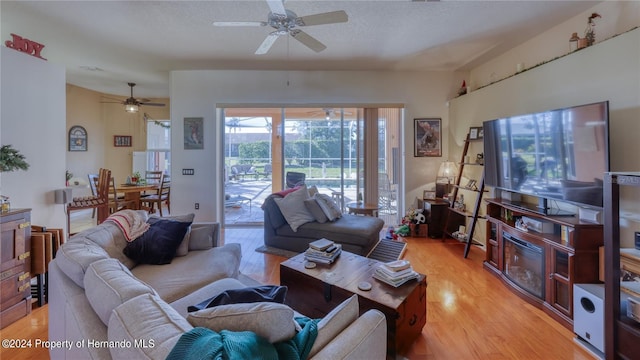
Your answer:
[167,317,319,360]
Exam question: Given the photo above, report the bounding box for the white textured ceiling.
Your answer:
[1,1,599,98]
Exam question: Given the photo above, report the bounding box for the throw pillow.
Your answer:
[273,186,315,231]
[148,213,195,257]
[187,302,297,343]
[304,198,328,223]
[123,219,192,265]
[309,294,359,357]
[188,285,288,312]
[315,193,342,221]
[272,187,301,198]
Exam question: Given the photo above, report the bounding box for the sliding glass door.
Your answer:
[222,106,402,227]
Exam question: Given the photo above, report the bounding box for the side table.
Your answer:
[422,199,449,238]
[346,201,378,217]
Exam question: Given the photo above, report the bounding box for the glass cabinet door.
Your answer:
[549,247,572,316]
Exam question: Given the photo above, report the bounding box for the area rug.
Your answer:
[366,239,407,262]
[256,238,406,262]
[255,245,300,258]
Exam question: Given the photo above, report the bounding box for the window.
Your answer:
[146,120,171,174]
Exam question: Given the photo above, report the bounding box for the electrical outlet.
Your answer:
[195,203,199,210]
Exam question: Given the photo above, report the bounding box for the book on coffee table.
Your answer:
[309,238,334,251]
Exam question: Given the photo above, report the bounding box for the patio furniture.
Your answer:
[230,164,259,181]
[285,171,306,188]
[261,164,272,179]
[225,195,252,212]
[378,173,396,213]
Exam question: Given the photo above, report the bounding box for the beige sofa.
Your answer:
[49,212,387,359]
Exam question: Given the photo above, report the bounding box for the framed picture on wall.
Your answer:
[68,125,87,151]
[414,118,441,157]
[184,117,204,150]
[469,126,483,140]
[114,135,132,147]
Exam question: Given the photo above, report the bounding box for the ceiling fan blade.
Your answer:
[290,30,326,53]
[255,33,279,55]
[297,10,348,26]
[266,0,286,16]
[101,95,124,102]
[139,102,165,107]
[213,21,267,27]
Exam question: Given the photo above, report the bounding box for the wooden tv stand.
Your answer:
[484,198,603,329]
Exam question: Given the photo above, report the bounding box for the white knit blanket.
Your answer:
[105,209,150,242]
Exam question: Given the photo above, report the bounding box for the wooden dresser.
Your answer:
[1,208,32,329]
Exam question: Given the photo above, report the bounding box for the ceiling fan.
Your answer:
[213,0,348,55]
[308,108,353,120]
[102,83,165,113]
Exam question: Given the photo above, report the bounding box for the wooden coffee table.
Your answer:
[280,251,427,358]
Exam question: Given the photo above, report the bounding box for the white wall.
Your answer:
[169,70,460,222]
[449,28,640,246]
[469,1,640,91]
[1,47,67,228]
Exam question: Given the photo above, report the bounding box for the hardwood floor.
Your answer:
[0,225,595,360]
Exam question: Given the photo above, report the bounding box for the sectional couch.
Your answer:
[48,211,387,359]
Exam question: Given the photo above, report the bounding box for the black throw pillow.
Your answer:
[187,285,288,312]
[123,219,192,265]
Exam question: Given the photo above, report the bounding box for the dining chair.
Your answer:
[67,168,111,236]
[140,174,170,216]
[87,173,98,218]
[108,177,137,213]
[142,170,164,198]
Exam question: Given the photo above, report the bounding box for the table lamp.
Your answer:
[436,161,457,198]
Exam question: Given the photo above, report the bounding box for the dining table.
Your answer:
[115,183,159,210]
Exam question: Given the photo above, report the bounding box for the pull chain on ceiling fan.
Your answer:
[213,0,348,55]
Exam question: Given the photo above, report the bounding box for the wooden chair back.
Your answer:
[145,171,163,185]
[88,173,98,196]
[96,168,111,203]
[67,168,111,236]
[159,174,171,197]
[108,177,136,213]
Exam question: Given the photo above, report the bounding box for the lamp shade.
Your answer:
[437,161,458,180]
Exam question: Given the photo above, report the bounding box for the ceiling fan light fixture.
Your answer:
[125,103,139,113]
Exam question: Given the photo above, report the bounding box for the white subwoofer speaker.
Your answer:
[573,283,605,354]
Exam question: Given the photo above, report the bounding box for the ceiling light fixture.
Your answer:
[124,103,139,113]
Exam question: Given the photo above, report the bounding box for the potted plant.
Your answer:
[0,145,29,173]
[0,145,29,212]
[131,171,141,184]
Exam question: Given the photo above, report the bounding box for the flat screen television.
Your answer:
[483,101,609,212]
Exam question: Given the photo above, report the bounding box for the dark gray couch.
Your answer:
[262,194,384,256]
